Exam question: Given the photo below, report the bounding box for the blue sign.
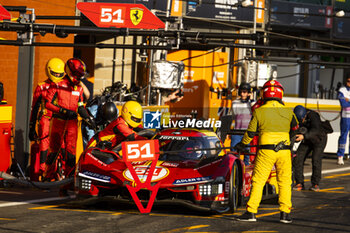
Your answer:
[143,110,162,129]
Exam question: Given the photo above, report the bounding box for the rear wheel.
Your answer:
[229,162,241,213]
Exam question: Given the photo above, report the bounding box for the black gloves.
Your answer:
[85,116,96,130]
[29,123,38,141]
[59,108,77,120]
[234,141,248,152]
[77,106,96,130]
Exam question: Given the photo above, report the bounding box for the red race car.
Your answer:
[75,128,277,213]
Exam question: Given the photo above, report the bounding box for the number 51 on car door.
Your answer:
[122,140,159,162]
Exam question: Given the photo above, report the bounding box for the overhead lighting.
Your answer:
[241,0,252,7]
[335,10,345,17]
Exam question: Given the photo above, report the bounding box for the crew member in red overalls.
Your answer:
[249,95,264,159]
[29,58,65,177]
[87,100,147,149]
[45,58,95,179]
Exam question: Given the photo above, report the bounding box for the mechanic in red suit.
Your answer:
[87,100,147,149]
[29,58,65,176]
[45,58,95,178]
[249,93,265,157]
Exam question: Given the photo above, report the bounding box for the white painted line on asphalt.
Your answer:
[304,166,350,177]
[0,195,75,208]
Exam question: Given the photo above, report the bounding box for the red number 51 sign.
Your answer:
[122,140,159,162]
[77,2,165,29]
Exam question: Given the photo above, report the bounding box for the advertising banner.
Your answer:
[186,0,253,22]
[334,12,350,38]
[78,2,165,29]
[270,0,329,30]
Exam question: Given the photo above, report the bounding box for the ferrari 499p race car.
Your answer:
[75,128,277,213]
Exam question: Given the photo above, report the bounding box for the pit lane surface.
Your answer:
[0,158,349,233]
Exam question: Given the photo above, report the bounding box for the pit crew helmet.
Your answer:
[102,101,119,123]
[65,58,86,85]
[262,80,284,100]
[238,82,251,95]
[294,105,307,123]
[121,100,143,128]
[46,58,65,83]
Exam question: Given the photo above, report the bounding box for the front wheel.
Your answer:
[229,161,241,213]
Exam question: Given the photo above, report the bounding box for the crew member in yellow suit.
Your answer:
[235,80,299,224]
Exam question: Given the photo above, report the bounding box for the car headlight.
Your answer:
[80,179,92,190]
[199,183,224,196]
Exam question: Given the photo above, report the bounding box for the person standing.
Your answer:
[235,80,299,224]
[44,58,95,179]
[230,82,254,165]
[29,58,65,177]
[293,105,328,192]
[337,77,350,165]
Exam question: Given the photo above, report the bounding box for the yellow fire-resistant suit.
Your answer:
[242,100,299,214]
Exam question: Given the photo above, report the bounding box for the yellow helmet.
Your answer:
[121,101,143,128]
[46,58,65,83]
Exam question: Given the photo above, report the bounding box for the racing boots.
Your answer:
[309,185,320,192]
[293,183,305,191]
[280,211,292,224]
[337,156,344,165]
[237,211,257,222]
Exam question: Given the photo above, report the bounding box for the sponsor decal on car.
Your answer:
[159,135,189,141]
[173,176,212,185]
[123,166,169,182]
[161,162,179,167]
[131,161,146,165]
[79,171,111,183]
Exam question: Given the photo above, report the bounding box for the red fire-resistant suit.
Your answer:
[45,76,85,176]
[250,98,264,156]
[29,79,53,173]
[87,116,146,149]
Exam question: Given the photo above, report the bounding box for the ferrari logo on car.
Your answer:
[130,8,143,26]
[123,166,169,182]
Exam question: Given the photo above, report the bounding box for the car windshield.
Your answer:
[156,135,221,161]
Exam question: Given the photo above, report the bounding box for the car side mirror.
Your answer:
[215,141,222,155]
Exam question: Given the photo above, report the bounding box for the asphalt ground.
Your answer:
[0,157,349,233]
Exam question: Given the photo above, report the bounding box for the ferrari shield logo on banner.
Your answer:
[130,7,143,26]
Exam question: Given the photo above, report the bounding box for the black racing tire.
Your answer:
[229,161,241,213]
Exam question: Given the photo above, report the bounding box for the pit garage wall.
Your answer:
[319,68,344,98]
[273,61,301,97]
[270,59,344,99]
[166,50,232,120]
